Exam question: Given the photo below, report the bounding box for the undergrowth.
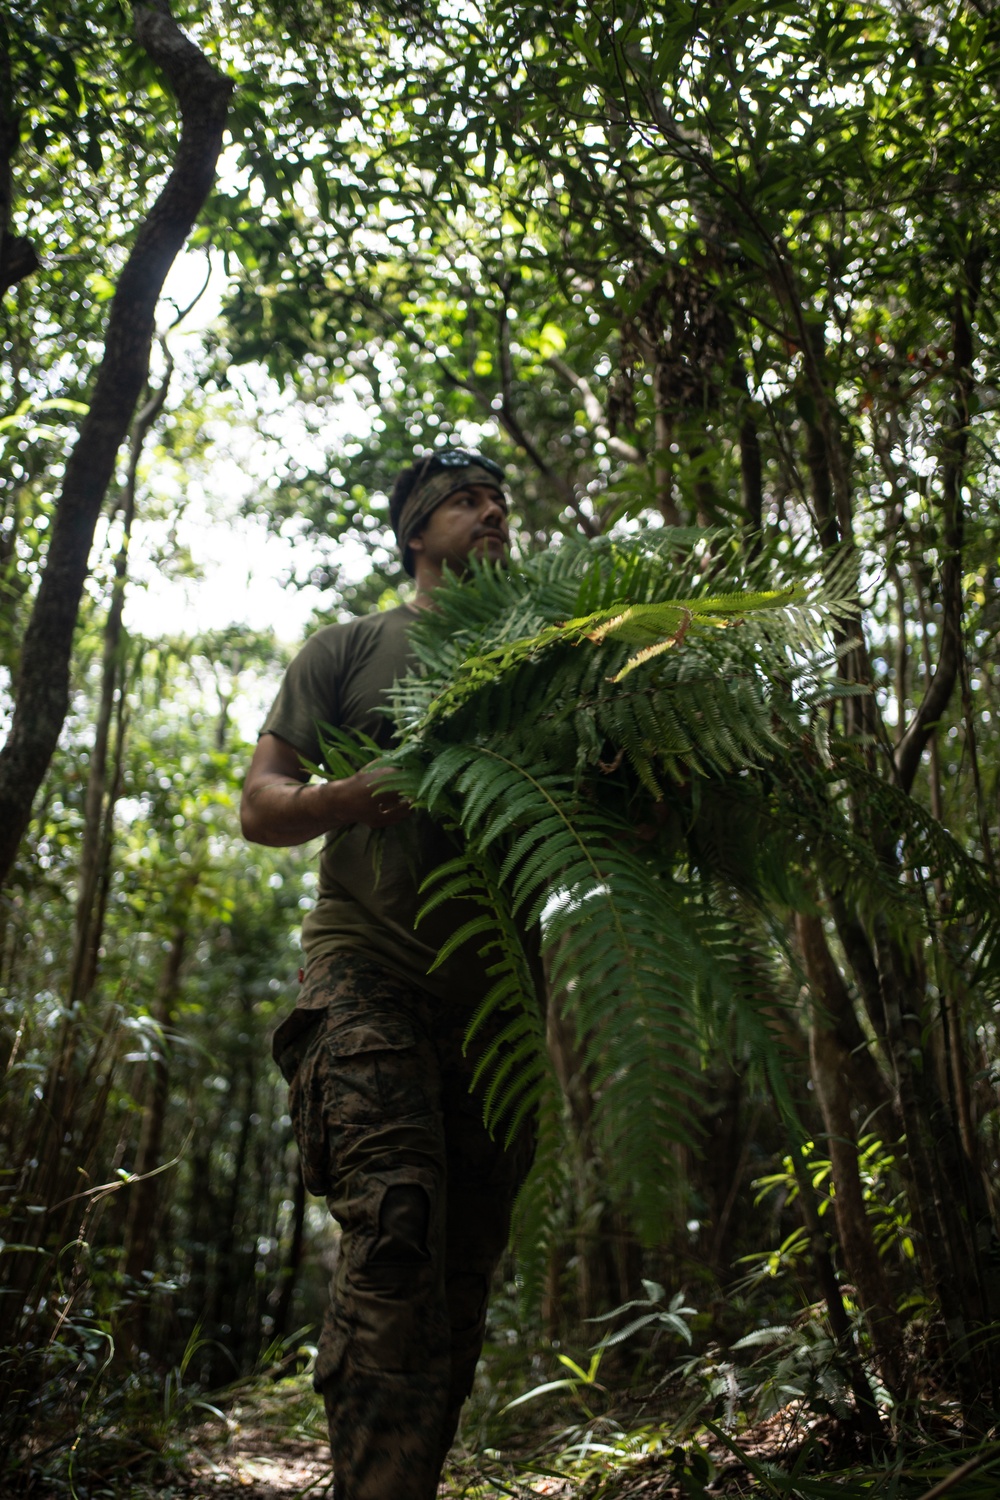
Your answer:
[10,1304,1000,1500]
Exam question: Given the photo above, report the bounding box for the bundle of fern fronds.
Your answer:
[322,530,997,1241]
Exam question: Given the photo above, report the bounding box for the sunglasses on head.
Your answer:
[416,447,506,484]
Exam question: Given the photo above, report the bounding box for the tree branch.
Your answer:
[546,355,644,464]
[0,1,232,886]
[71,343,175,1004]
[0,19,39,296]
[355,288,598,538]
[894,263,980,794]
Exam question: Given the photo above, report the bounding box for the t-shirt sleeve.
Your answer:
[260,628,345,766]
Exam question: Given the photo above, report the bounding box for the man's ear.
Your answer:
[407,524,426,557]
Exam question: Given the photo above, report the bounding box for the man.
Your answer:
[241,450,535,1500]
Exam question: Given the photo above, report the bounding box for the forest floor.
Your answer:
[171,1410,1000,1500]
[167,1405,1000,1500]
[13,1355,1000,1498]
[173,1412,797,1499]
[158,1371,999,1500]
[167,1369,837,1500]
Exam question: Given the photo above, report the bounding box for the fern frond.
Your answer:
[310,721,385,779]
[358,531,995,1242]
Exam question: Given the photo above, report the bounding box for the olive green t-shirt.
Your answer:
[261,605,493,1005]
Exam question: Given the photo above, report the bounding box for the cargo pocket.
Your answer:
[344,1167,448,1373]
[325,1015,429,1120]
[289,1013,430,1197]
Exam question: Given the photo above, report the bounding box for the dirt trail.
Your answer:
[177,1389,833,1499]
[183,1430,332,1497]
[181,1431,575,1500]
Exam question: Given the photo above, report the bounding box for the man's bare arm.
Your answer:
[240,733,410,847]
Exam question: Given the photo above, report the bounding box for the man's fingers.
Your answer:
[376,805,412,826]
[369,796,412,827]
[334,769,413,827]
[362,769,405,798]
[357,775,412,826]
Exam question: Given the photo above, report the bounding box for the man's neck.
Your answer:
[412,561,445,609]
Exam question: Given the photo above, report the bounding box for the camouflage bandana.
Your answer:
[395,465,506,565]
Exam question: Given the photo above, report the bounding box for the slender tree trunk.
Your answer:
[76,679,131,1003]
[895,258,981,794]
[71,366,173,1002]
[653,386,680,526]
[270,1165,307,1343]
[797,913,906,1399]
[833,866,997,1416]
[70,632,128,1004]
[799,912,895,1131]
[703,1059,751,1272]
[941,978,977,1170]
[782,1124,884,1440]
[0,25,39,296]
[870,917,997,1424]
[913,576,945,822]
[186,1140,214,1358]
[688,441,721,528]
[0,2,231,887]
[207,1048,256,1373]
[120,874,198,1349]
[739,410,762,536]
[890,561,908,746]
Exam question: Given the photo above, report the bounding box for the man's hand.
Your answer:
[334,767,411,828]
[241,733,410,847]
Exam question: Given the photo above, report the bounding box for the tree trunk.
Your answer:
[739,410,762,537]
[270,1164,307,1343]
[703,1059,751,1272]
[870,915,998,1424]
[894,257,981,793]
[0,1,232,887]
[120,876,198,1350]
[653,384,680,526]
[0,25,39,296]
[206,1046,256,1376]
[76,678,131,1004]
[71,367,173,1002]
[797,913,906,1398]
[782,1123,884,1440]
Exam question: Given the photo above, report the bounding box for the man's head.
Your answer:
[389,449,509,581]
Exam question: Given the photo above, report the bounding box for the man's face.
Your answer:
[408,482,510,576]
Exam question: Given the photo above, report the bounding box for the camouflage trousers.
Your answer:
[274,956,535,1500]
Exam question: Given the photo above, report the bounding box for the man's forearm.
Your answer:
[241,766,409,846]
[241,776,356,847]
